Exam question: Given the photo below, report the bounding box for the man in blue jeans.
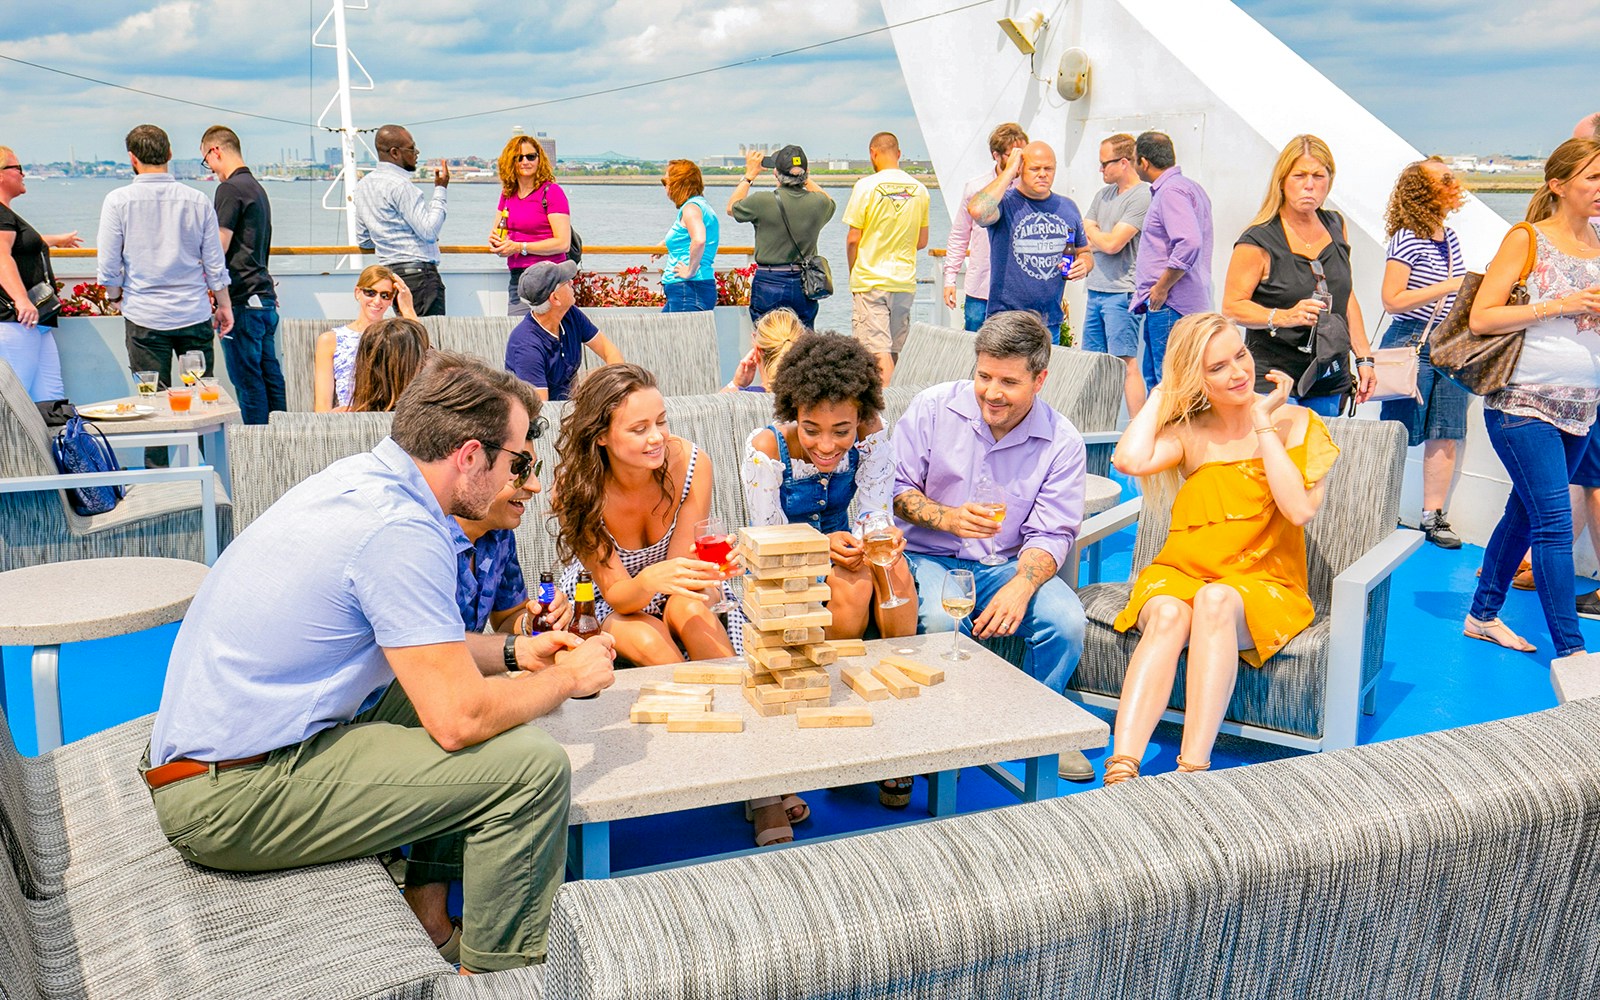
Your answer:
[201,126,285,424]
[1081,133,1151,416]
[726,145,835,328]
[1129,131,1214,388]
[891,311,1091,780]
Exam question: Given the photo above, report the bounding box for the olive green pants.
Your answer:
[145,685,571,972]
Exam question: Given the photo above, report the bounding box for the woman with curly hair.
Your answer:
[721,306,805,392]
[1377,158,1468,549]
[346,317,430,413]
[744,331,916,639]
[549,363,733,664]
[488,133,571,315]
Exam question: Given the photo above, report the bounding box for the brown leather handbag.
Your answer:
[1429,221,1538,395]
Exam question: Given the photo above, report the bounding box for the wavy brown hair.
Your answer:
[496,133,555,196]
[550,364,674,565]
[1384,158,1452,239]
[348,318,430,413]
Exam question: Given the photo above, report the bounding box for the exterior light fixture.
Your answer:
[997,10,1048,55]
[1056,47,1090,101]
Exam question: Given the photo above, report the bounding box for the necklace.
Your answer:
[1282,214,1325,253]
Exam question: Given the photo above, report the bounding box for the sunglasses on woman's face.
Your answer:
[515,152,539,163]
[359,287,396,302]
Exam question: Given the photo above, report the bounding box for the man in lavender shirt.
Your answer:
[942,123,1027,331]
[892,311,1091,779]
[1130,130,1214,391]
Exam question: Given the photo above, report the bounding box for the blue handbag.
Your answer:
[51,416,127,515]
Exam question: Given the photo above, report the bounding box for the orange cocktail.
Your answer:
[168,387,194,412]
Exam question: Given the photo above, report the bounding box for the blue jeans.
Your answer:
[664,279,716,312]
[1470,409,1590,656]
[221,302,287,425]
[749,268,817,328]
[963,296,988,332]
[904,552,1086,693]
[1140,305,1181,389]
[1082,290,1141,357]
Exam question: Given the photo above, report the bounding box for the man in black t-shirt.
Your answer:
[200,126,285,424]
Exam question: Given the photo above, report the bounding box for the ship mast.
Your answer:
[313,0,375,268]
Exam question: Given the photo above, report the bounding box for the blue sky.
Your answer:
[1,1,1590,165]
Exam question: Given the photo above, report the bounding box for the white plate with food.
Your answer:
[78,403,156,421]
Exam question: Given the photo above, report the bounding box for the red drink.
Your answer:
[694,534,733,569]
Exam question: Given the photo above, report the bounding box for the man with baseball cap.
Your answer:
[726,143,836,328]
[504,260,623,401]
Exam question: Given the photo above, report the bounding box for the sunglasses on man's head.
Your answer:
[359,287,396,302]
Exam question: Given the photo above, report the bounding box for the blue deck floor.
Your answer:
[1,527,1574,874]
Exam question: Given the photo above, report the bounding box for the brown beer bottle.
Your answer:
[572,571,602,699]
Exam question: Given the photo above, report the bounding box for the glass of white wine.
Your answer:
[974,477,1007,566]
[178,351,206,387]
[134,370,158,397]
[941,569,976,661]
[859,510,909,610]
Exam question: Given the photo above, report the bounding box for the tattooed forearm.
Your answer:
[1015,547,1057,589]
[968,191,1000,227]
[894,491,949,532]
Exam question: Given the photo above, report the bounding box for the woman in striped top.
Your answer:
[1377,158,1468,548]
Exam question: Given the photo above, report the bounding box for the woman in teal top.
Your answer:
[660,159,720,312]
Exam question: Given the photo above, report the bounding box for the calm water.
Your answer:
[18,178,1526,332]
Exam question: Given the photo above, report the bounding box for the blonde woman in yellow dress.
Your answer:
[1105,312,1339,784]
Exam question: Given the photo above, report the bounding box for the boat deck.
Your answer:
[0,522,1566,874]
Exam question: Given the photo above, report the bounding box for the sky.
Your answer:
[1,0,1592,166]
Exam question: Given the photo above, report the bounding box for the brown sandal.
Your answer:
[744,800,793,846]
[1464,615,1536,653]
[1175,755,1211,773]
[1102,754,1141,786]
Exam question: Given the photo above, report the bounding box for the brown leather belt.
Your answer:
[144,753,269,790]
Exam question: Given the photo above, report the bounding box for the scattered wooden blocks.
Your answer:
[666,712,744,733]
[827,638,867,658]
[673,663,743,685]
[795,706,873,729]
[878,653,944,687]
[841,666,890,701]
[870,662,920,699]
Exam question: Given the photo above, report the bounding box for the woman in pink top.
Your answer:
[488,134,572,315]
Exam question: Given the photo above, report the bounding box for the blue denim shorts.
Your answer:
[1376,317,1469,446]
[1081,289,1141,357]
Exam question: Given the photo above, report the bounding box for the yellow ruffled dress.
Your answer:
[1112,413,1340,666]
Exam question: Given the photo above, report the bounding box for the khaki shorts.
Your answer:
[852,290,914,357]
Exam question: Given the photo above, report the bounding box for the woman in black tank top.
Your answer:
[1222,135,1376,415]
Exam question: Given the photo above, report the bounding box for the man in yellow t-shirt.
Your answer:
[844,132,929,384]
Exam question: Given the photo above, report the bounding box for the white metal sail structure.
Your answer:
[883,0,1524,547]
[313,0,377,265]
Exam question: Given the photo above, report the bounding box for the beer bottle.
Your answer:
[522,572,559,634]
[492,208,509,243]
[572,571,603,698]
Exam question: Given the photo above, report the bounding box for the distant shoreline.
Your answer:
[1460,175,1541,192]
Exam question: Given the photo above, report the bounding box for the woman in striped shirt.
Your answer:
[1377,158,1468,548]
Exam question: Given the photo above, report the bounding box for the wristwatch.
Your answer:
[503,634,520,672]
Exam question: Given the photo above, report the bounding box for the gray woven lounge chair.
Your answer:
[0,361,227,571]
[1070,417,1421,751]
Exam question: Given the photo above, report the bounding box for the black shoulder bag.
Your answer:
[542,187,583,265]
[775,193,833,301]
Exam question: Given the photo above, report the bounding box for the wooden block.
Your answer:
[666,712,744,733]
[841,666,890,701]
[743,685,787,717]
[802,642,838,666]
[828,638,867,658]
[742,667,775,688]
[781,692,830,714]
[751,579,831,607]
[777,667,829,690]
[633,695,710,711]
[754,683,833,706]
[870,663,920,699]
[740,598,832,631]
[746,646,793,671]
[738,523,831,557]
[673,663,743,685]
[630,699,710,723]
[746,626,825,649]
[781,576,812,593]
[638,681,715,701]
[749,558,831,581]
[783,552,811,566]
[878,653,944,687]
[796,706,873,728]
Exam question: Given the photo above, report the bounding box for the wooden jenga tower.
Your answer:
[736,524,859,721]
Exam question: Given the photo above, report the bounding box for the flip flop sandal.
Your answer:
[781,794,810,825]
[1463,616,1536,653]
[744,800,794,847]
[878,776,913,809]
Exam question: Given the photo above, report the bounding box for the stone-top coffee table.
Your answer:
[535,632,1109,879]
[0,557,208,753]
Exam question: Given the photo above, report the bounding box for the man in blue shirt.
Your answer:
[968,141,1094,341]
[505,260,624,400]
[143,352,616,973]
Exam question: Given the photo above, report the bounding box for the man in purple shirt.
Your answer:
[891,311,1090,779]
[1130,130,1214,391]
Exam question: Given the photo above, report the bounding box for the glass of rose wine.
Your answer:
[974,477,1007,566]
[693,516,738,613]
[941,569,976,661]
[860,510,909,610]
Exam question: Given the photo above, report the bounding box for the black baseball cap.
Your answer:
[761,145,808,176]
